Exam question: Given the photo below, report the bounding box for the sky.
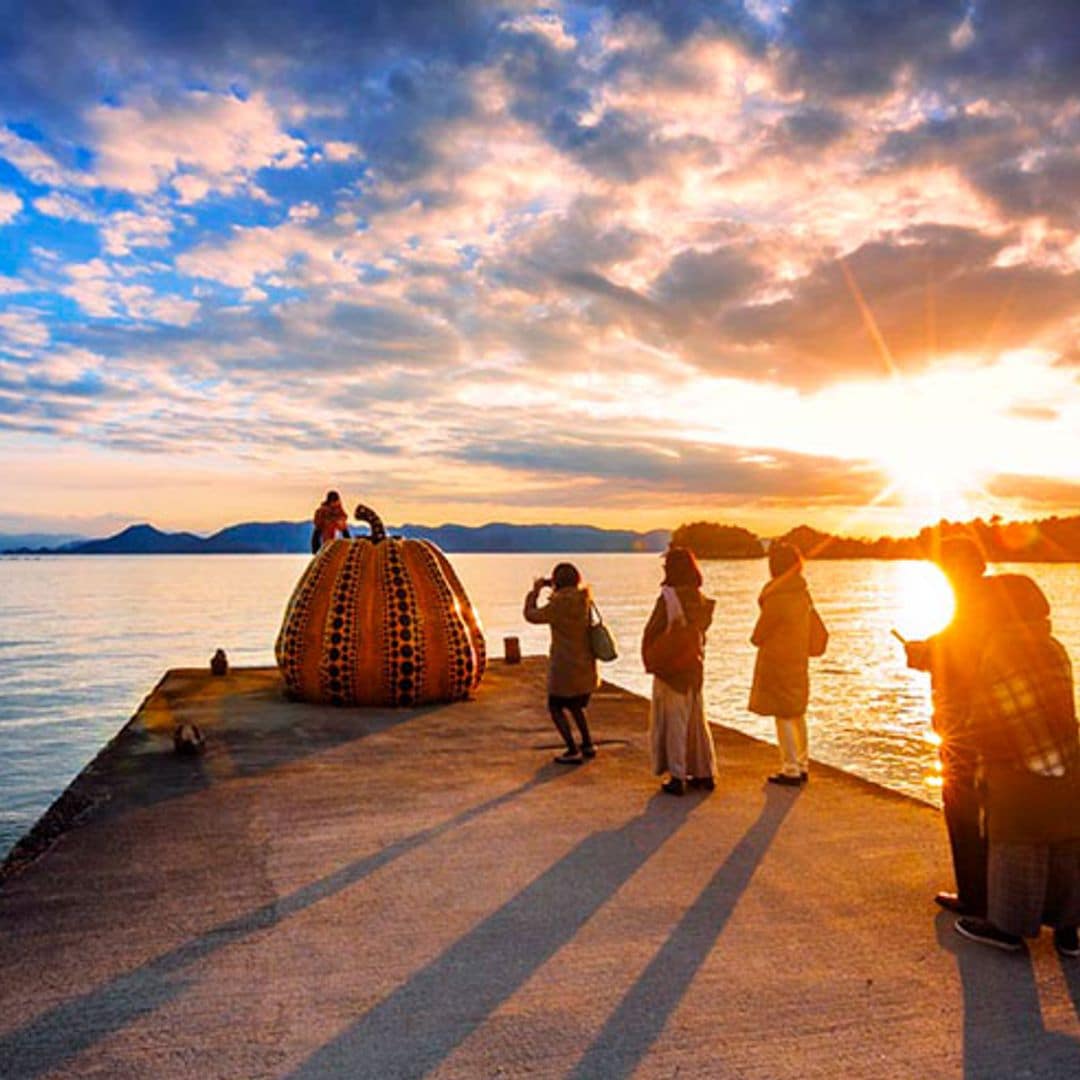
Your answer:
[1,0,1078,538]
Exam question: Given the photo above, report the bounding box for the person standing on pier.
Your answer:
[904,536,994,918]
[312,490,350,553]
[642,546,718,795]
[524,563,600,764]
[952,573,1080,955]
[749,541,820,787]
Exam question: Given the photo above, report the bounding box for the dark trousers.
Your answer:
[941,754,988,916]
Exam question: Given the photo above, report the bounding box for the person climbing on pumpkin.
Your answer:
[312,490,350,554]
[524,562,600,764]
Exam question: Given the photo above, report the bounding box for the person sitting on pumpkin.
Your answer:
[312,490,350,554]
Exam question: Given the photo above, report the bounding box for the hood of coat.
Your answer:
[549,585,591,611]
[759,570,808,606]
[671,585,715,629]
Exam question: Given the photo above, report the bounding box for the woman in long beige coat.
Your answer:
[749,542,813,786]
[524,562,600,764]
[642,546,718,795]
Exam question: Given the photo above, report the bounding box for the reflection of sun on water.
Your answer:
[895,561,955,640]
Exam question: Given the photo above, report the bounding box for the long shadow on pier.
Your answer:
[936,914,1080,1077]
[569,785,795,1079]
[0,764,564,1079]
[288,793,698,1079]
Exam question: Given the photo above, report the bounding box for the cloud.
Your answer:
[31,191,97,222]
[779,0,967,98]
[987,474,1080,506]
[0,127,80,186]
[0,276,29,295]
[0,308,50,351]
[61,258,199,325]
[0,188,22,224]
[717,225,1080,384]
[87,91,307,199]
[322,141,361,162]
[100,207,174,256]
[451,430,884,503]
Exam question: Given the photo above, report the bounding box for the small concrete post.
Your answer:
[504,636,521,664]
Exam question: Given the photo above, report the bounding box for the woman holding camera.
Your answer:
[524,562,600,763]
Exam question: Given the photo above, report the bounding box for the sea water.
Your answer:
[2,553,1079,859]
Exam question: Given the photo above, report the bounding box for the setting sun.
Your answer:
[894,561,956,640]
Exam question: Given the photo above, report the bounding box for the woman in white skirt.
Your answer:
[641,547,718,796]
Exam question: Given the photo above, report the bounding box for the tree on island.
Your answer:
[673,513,1080,562]
[671,521,764,559]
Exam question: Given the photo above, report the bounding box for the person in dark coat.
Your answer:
[749,542,815,786]
[905,537,995,917]
[524,562,600,764]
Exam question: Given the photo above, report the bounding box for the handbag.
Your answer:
[808,604,829,658]
[588,602,619,662]
[642,589,702,678]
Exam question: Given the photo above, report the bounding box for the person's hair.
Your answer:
[551,562,581,589]
[768,541,803,579]
[937,535,986,579]
[662,546,703,589]
[325,490,341,504]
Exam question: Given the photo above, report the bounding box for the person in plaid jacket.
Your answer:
[951,573,1080,955]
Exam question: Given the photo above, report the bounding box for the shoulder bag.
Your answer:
[589,602,619,662]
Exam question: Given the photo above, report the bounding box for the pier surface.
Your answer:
[1,659,1078,1078]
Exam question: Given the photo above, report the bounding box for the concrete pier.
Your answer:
[1,658,1078,1078]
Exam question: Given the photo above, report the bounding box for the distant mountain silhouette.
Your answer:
[0,531,86,551]
[73,524,209,555]
[10,512,1080,560]
[3,520,672,555]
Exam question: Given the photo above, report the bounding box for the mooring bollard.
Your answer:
[504,636,521,664]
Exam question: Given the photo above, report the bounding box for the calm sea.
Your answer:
[2,553,1079,858]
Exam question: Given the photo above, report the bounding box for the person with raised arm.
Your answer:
[905,536,995,918]
[524,563,600,764]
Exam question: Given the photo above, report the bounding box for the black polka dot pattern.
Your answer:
[381,542,426,707]
[318,541,367,706]
[276,542,335,694]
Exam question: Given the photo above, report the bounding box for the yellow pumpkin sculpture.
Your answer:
[275,504,486,706]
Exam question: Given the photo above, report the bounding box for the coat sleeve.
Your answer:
[904,638,933,671]
[524,590,552,624]
[750,595,782,647]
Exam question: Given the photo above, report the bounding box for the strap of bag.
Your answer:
[661,585,686,627]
